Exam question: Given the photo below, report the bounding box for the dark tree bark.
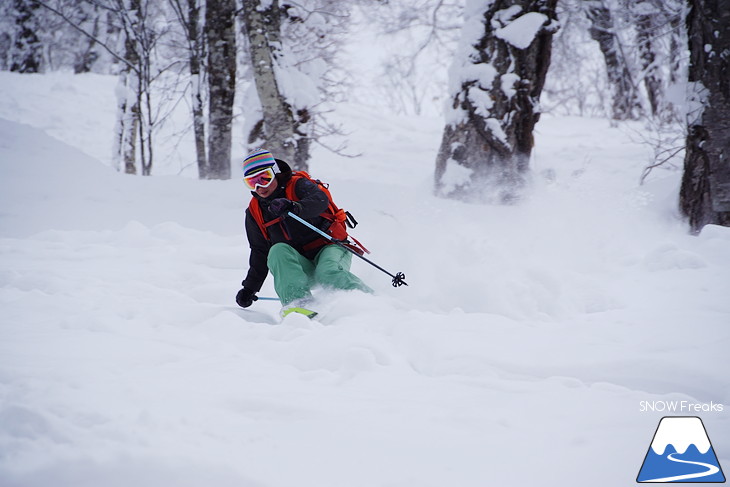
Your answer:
[585,0,642,120]
[0,33,11,70]
[679,0,730,232]
[10,0,43,73]
[205,0,236,179]
[434,0,558,202]
[187,0,207,179]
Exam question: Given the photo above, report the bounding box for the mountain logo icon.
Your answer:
[637,416,726,483]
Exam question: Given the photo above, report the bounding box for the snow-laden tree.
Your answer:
[434,0,558,202]
[679,0,730,232]
[241,0,350,171]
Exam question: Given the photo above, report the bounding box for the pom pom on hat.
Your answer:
[243,148,276,175]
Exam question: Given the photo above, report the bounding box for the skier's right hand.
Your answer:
[236,287,258,308]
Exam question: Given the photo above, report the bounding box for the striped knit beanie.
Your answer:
[243,148,276,176]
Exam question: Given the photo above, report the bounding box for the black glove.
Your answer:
[268,198,301,218]
[236,287,258,308]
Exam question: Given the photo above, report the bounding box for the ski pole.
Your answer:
[254,296,280,301]
[286,211,408,287]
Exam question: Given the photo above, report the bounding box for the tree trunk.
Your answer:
[205,0,236,180]
[187,0,207,179]
[112,68,140,175]
[586,1,642,120]
[434,0,558,202]
[679,0,730,232]
[111,4,141,175]
[242,0,309,171]
[0,33,11,70]
[10,0,43,73]
[635,11,662,117]
[668,5,684,86]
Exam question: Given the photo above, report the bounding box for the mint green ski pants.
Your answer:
[267,243,373,305]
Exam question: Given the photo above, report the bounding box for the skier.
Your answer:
[235,148,373,317]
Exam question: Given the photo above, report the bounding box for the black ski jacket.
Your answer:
[241,159,329,293]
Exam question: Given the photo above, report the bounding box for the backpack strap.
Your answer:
[249,199,290,240]
[248,198,267,238]
[285,173,301,201]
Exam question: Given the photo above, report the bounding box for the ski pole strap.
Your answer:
[286,212,408,287]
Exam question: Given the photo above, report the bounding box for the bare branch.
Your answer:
[34,0,137,72]
[640,146,684,185]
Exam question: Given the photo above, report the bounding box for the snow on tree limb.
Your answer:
[495,12,549,49]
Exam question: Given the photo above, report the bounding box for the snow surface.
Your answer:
[1,71,729,487]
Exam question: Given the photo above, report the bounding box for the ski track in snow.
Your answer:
[1,72,729,487]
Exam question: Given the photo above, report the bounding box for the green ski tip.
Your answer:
[281,307,318,319]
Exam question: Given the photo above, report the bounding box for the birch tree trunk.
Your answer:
[242,0,309,171]
[113,69,140,175]
[205,0,236,180]
[679,0,730,232]
[434,0,558,202]
[112,16,140,175]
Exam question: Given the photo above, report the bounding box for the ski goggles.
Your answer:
[243,167,275,190]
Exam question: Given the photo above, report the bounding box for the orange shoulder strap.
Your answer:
[248,198,268,239]
[248,198,285,240]
[286,171,338,212]
[285,172,304,201]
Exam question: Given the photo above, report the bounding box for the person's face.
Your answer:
[244,166,278,197]
[256,176,278,198]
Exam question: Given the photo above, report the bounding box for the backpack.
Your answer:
[248,171,369,255]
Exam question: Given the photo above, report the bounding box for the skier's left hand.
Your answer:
[269,198,301,218]
[236,287,258,308]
